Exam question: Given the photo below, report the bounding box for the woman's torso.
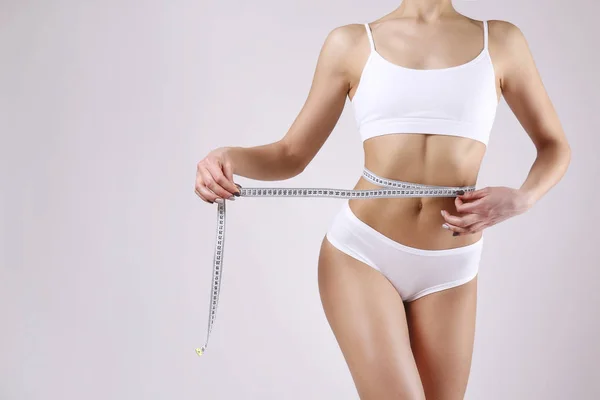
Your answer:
[346,16,502,249]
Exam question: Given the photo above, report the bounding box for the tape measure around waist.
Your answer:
[196,168,476,356]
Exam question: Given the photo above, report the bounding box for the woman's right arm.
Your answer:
[195,25,359,204]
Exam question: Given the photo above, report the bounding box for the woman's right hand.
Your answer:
[195,147,241,204]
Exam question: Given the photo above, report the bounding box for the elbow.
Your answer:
[564,142,572,168]
[539,136,572,171]
[292,161,308,177]
[557,138,572,169]
[279,140,310,179]
[560,142,572,179]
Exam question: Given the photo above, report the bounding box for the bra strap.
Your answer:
[364,23,375,51]
[483,20,489,50]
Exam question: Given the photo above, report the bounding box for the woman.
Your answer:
[195,1,571,399]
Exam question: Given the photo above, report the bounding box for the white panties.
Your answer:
[326,200,484,302]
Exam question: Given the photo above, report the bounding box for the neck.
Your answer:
[394,0,456,21]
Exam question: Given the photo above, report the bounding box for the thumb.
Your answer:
[460,191,474,199]
[459,188,486,201]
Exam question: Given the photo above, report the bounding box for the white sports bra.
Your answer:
[351,20,498,147]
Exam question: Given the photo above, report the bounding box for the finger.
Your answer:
[194,174,214,203]
[441,210,483,228]
[454,196,465,210]
[197,184,220,203]
[452,222,489,236]
[443,220,489,236]
[455,197,487,213]
[208,161,239,196]
[200,166,234,200]
[441,222,469,234]
[194,188,213,204]
[195,173,206,196]
[459,187,489,201]
[205,162,239,198]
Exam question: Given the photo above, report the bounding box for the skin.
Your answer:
[196,1,571,398]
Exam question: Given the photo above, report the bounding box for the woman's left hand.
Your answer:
[441,186,533,236]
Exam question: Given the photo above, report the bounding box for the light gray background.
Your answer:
[1,0,598,399]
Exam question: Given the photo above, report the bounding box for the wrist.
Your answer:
[220,146,239,172]
[517,187,537,210]
[220,145,235,157]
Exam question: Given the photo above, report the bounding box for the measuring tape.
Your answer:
[196,168,476,356]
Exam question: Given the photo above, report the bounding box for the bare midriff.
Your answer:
[348,133,486,250]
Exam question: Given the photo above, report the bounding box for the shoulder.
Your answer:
[325,23,367,45]
[314,23,370,75]
[319,23,368,55]
[487,19,530,50]
[486,20,537,84]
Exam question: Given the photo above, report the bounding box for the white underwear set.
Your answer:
[197,20,499,356]
[325,20,498,302]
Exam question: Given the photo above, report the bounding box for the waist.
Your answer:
[349,167,483,249]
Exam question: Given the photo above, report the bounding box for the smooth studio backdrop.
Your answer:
[1,0,599,399]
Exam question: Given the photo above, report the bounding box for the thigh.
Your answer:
[405,276,478,400]
[318,236,426,400]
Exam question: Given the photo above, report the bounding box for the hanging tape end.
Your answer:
[195,347,205,357]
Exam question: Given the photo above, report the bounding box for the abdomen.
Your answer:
[348,133,486,250]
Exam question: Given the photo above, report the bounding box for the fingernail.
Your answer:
[215,198,224,204]
[228,196,236,201]
[457,190,465,195]
[234,191,241,197]
[441,210,446,216]
[453,232,459,236]
[442,224,450,230]
[235,183,243,189]
[208,200,214,204]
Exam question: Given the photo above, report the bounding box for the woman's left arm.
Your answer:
[441,20,572,236]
